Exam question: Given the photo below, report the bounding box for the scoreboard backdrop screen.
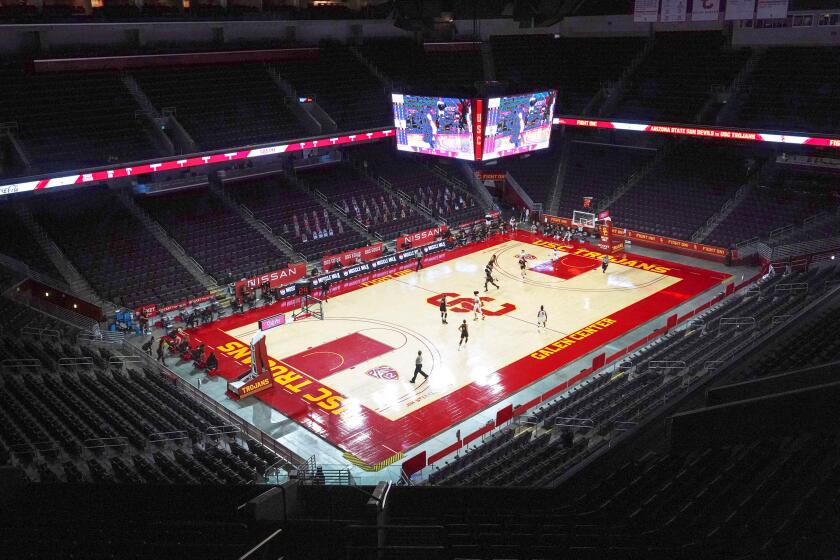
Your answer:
[482,90,556,160]
[392,93,475,160]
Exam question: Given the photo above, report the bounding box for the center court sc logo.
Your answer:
[427,293,516,316]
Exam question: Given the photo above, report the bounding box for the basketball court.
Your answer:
[186,231,731,469]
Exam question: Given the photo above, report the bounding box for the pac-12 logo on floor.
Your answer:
[365,365,399,381]
[427,293,516,316]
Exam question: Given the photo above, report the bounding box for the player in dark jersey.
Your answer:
[458,320,469,350]
[439,294,448,324]
[484,262,499,291]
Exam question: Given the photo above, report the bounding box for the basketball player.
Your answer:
[410,350,428,384]
[458,319,469,349]
[551,248,561,263]
[537,305,548,331]
[439,294,448,325]
[484,262,499,291]
[320,278,331,302]
[518,250,528,279]
[472,291,484,321]
[487,254,499,278]
[602,255,610,274]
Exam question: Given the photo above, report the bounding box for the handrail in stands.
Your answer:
[84,436,129,450]
[649,360,687,371]
[1,358,42,369]
[719,316,757,333]
[58,357,94,369]
[108,355,144,366]
[149,430,189,442]
[237,528,283,560]
[21,326,61,339]
[554,417,594,429]
[205,424,241,438]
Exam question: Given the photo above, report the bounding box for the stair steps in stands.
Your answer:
[715,48,764,126]
[546,134,572,216]
[287,172,380,245]
[113,189,218,293]
[14,203,104,306]
[263,65,327,136]
[597,140,675,214]
[348,44,394,91]
[480,42,496,82]
[597,35,656,118]
[208,173,303,264]
[692,178,756,243]
[120,72,195,154]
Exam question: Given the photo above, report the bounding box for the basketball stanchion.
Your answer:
[293,294,324,321]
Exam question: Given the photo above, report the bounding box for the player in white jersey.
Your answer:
[472,291,484,321]
[537,305,548,331]
[518,250,528,279]
[551,248,561,263]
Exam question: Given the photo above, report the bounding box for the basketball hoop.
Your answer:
[572,210,596,229]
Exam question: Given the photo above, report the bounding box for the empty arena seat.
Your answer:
[558,140,656,218]
[609,141,749,240]
[30,187,206,309]
[298,164,437,241]
[491,35,646,114]
[0,67,160,175]
[276,43,391,132]
[225,174,369,261]
[611,32,750,122]
[352,146,484,225]
[136,187,289,283]
[131,64,308,151]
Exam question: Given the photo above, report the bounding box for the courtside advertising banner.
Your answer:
[691,0,720,20]
[398,225,449,249]
[322,243,383,270]
[235,263,307,300]
[634,0,660,22]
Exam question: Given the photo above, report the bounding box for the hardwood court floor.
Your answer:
[187,232,730,468]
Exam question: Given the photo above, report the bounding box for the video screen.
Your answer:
[482,90,557,160]
[392,93,474,161]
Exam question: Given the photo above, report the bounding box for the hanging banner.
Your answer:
[725,0,755,20]
[634,0,660,22]
[756,0,788,19]
[660,0,688,22]
[691,0,720,21]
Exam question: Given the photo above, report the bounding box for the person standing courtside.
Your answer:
[410,351,428,384]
